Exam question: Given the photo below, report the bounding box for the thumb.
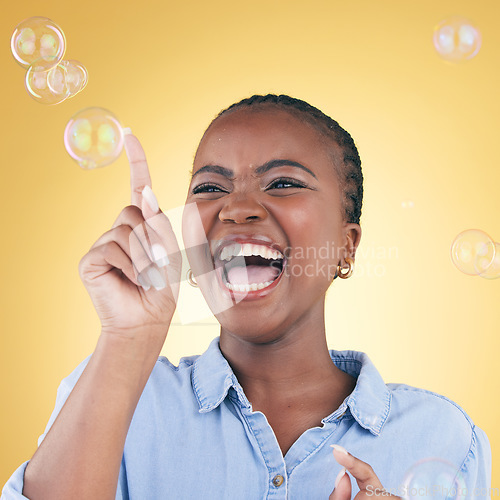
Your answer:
[329,468,352,500]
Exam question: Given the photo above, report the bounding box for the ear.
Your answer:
[343,223,361,260]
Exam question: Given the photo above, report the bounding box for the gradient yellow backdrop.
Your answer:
[1,0,499,490]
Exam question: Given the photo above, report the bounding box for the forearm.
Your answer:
[23,327,166,500]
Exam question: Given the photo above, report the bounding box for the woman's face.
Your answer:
[184,107,360,342]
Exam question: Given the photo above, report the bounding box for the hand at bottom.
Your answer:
[329,446,401,499]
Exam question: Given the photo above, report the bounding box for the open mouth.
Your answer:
[215,242,285,293]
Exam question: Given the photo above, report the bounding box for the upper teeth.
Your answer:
[219,243,283,262]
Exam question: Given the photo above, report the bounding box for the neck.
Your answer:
[219,301,353,407]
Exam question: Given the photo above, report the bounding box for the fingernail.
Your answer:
[147,265,166,290]
[334,468,346,489]
[151,243,169,267]
[142,185,159,214]
[331,445,349,455]
[137,270,151,291]
[122,127,132,135]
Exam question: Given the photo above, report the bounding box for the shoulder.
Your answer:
[333,348,490,470]
[331,348,478,436]
[385,382,491,463]
[331,349,475,433]
[386,383,491,484]
[387,382,475,430]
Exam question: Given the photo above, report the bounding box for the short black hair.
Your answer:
[210,94,363,225]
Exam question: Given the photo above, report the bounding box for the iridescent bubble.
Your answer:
[402,458,466,500]
[451,229,495,276]
[11,16,66,70]
[478,242,500,280]
[64,108,125,169]
[25,58,88,104]
[25,57,70,105]
[59,60,88,97]
[433,17,481,62]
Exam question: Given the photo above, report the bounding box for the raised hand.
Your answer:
[78,131,181,338]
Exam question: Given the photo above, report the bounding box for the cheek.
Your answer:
[279,199,343,250]
[277,202,344,286]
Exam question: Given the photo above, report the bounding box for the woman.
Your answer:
[2,95,491,499]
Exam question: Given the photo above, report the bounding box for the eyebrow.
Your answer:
[191,159,317,179]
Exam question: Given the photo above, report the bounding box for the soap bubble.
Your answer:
[402,458,466,500]
[433,17,481,62]
[451,229,495,276]
[59,60,88,97]
[11,16,66,70]
[25,57,71,105]
[25,58,88,104]
[478,242,500,280]
[401,201,415,209]
[12,17,88,104]
[64,107,125,169]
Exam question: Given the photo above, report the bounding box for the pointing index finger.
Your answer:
[123,130,152,208]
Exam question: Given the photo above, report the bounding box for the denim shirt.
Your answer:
[2,337,491,499]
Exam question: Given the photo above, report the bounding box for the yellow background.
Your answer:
[1,0,499,490]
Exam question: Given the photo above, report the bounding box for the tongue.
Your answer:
[227,265,280,285]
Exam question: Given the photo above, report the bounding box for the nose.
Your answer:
[218,194,268,224]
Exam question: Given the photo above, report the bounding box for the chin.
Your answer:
[215,299,321,347]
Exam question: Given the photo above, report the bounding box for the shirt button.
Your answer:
[272,474,284,487]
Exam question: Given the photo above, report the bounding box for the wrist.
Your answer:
[100,323,168,347]
[95,326,168,391]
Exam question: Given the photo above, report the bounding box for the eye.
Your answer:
[266,177,307,190]
[192,183,227,194]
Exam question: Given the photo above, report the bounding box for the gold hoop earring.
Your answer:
[186,269,198,287]
[337,257,354,279]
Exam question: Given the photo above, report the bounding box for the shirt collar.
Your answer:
[192,337,251,413]
[324,350,392,436]
[192,337,391,435]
